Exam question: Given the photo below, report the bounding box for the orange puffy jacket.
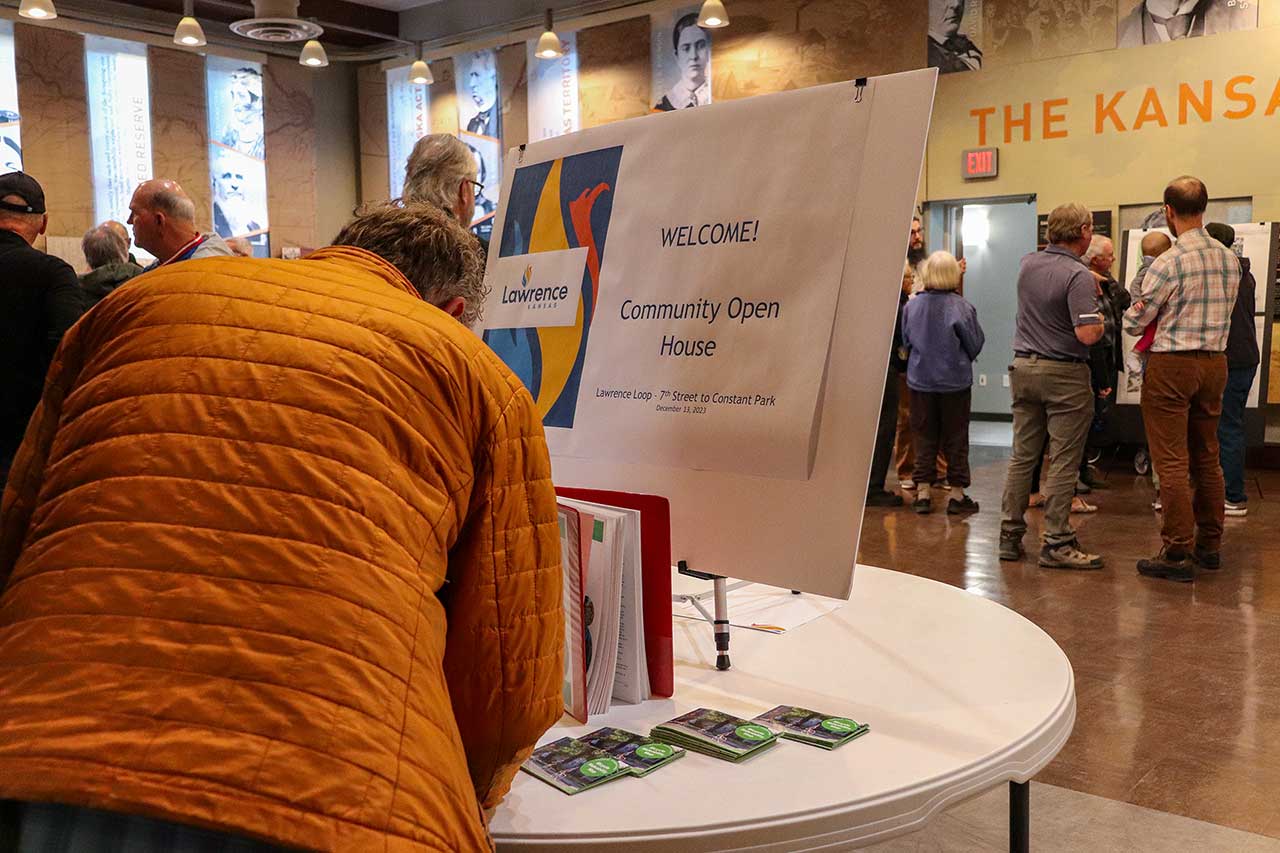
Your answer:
[0,247,564,851]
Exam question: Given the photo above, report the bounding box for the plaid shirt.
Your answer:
[1124,227,1239,352]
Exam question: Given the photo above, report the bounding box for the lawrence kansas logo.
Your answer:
[501,264,571,310]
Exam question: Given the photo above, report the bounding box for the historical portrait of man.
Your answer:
[928,0,983,73]
[454,51,501,140]
[210,146,266,240]
[652,11,712,112]
[1118,0,1257,47]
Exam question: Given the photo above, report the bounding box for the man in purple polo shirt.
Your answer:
[999,203,1105,570]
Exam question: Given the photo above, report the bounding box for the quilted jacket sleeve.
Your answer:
[443,380,564,811]
[0,317,87,590]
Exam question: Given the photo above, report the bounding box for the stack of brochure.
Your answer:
[753,705,870,749]
[520,737,633,795]
[555,489,675,722]
[580,727,686,776]
[650,708,779,762]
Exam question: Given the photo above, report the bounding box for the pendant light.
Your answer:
[697,0,729,28]
[409,43,432,85]
[173,0,207,47]
[535,8,564,60]
[299,39,329,67]
[18,0,57,20]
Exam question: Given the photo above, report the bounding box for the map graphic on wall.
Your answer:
[1117,0,1257,49]
[206,57,269,254]
[650,6,713,111]
[482,146,624,429]
[454,49,502,243]
[0,21,21,173]
[929,0,983,73]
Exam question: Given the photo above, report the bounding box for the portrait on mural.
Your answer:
[210,65,265,160]
[206,56,269,253]
[454,50,502,140]
[211,146,267,240]
[651,9,712,111]
[929,0,983,73]
[1117,0,1257,48]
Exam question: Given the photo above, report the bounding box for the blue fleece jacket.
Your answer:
[900,290,985,393]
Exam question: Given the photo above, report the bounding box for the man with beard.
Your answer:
[929,0,983,73]
[211,151,263,239]
[221,67,264,160]
[654,13,711,111]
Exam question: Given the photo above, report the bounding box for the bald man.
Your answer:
[103,219,137,265]
[128,179,232,269]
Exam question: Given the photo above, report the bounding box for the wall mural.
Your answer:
[85,36,152,256]
[454,49,501,242]
[650,6,713,111]
[0,21,20,173]
[527,32,580,141]
[206,56,269,254]
[1117,0,1258,48]
[929,0,984,73]
[387,63,431,199]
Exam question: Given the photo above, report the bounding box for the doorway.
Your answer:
[923,195,1039,420]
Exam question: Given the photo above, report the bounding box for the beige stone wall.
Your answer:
[264,55,318,252]
[578,17,652,127]
[357,63,390,204]
[149,46,211,232]
[16,25,92,239]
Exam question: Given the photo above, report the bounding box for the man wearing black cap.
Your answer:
[0,171,83,485]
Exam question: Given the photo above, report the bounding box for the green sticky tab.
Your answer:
[593,520,604,542]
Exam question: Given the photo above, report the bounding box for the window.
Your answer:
[0,21,22,172]
[387,64,430,199]
[206,55,269,254]
[85,36,153,255]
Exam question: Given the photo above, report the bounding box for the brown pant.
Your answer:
[894,373,948,482]
[1141,352,1228,554]
[909,388,972,488]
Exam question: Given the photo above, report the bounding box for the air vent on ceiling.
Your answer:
[230,0,324,43]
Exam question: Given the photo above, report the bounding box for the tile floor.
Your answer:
[857,439,1280,843]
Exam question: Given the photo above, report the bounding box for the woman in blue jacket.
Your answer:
[901,250,985,515]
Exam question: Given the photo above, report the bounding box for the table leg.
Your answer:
[1009,781,1029,853]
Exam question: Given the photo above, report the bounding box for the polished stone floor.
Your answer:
[857,441,1280,840]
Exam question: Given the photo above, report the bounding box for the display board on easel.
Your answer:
[474,69,936,600]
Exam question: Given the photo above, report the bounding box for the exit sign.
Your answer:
[962,147,998,180]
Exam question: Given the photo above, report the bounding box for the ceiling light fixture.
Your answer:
[535,8,564,60]
[409,43,432,85]
[174,0,207,47]
[18,0,57,20]
[299,39,328,67]
[697,0,730,28]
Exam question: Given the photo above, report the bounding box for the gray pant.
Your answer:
[1001,356,1094,547]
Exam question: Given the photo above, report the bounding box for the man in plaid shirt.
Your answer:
[1124,176,1239,582]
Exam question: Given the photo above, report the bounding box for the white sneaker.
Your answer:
[1225,501,1248,517]
[900,479,915,492]
[1152,497,1162,512]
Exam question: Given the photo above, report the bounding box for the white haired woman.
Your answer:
[900,250,985,515]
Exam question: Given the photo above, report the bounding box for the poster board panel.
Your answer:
[478,70,935,599]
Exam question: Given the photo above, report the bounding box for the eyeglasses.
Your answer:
[467,179,484,196]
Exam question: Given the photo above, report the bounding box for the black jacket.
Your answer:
[1226,258,1260,370]
[79,260,143,311]
[0,229,84,463]
[1088,276,1130,392]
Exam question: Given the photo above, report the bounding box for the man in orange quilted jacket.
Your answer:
[0,202,563,852]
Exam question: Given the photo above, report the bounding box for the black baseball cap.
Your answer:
[0,171,45,214]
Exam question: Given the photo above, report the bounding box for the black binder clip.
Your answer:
[517,143,527,165]
[853,78,867,103]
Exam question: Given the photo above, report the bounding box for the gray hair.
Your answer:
[82,223,128,268]
[921,250,962,292]
[1082,235,1112,263]
[1045,202,1091,245]
[150,187,196,223]
[402,134,478,217]
[332,201,489,327]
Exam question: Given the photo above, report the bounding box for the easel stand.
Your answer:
[673,560,750,671]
